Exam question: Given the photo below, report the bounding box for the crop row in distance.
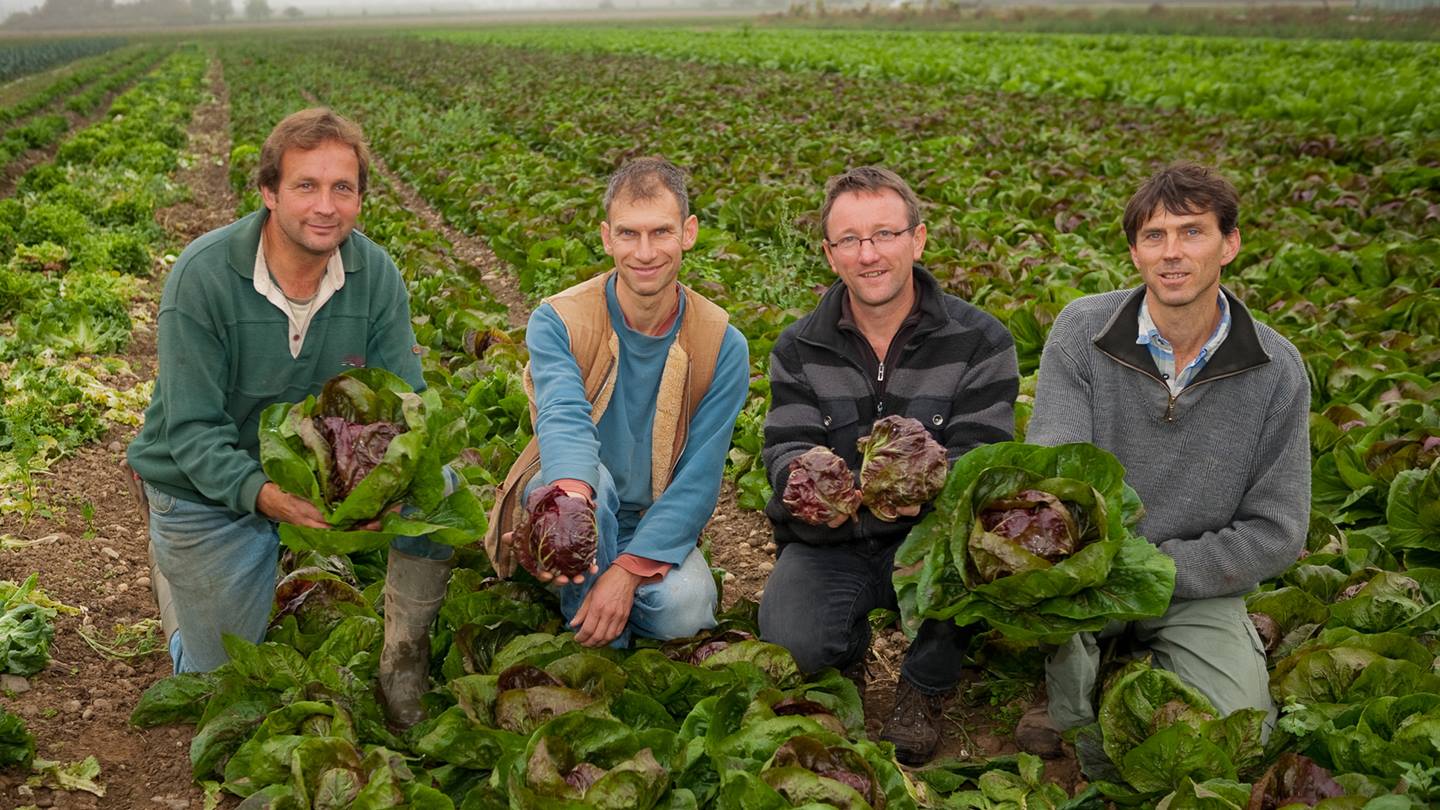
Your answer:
[441,26,1440,150]
[0,46,199,509]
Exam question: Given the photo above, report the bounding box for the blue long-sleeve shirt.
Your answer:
[525,277,750,565]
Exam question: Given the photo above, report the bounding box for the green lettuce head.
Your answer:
[894,442,1175,644]
[259,368,485,556]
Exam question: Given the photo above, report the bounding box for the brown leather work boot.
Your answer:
[880,679,945,765]
[1015,701,1064,759]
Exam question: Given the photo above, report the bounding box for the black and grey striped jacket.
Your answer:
[763,265,1020,548]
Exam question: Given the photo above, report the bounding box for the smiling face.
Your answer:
[260,139,362,259]
[1129,205,1240,317]
[823,188,926,315]
[600,189,698,313]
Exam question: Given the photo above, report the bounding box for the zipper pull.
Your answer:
[1165,395,1177,423]
[877,362,885,383]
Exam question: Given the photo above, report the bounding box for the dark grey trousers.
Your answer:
[758,539,975,695]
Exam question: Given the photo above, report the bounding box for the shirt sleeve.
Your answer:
[526,303,602,492]
[156,269,268,514]
[622,326,751,565]
[1027,313,1096,447]
[365,254,425,393]
[941,318,1019,458]
[761,334,827,498]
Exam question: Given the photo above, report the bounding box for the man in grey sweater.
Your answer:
[1016,162,1310,756]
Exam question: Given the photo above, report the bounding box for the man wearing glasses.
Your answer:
[759,166,1019,764]
[485,157,749,649]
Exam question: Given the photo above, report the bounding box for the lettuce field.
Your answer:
[0,19,1437,809]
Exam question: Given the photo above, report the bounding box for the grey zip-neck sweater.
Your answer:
[1028,286,1310,600]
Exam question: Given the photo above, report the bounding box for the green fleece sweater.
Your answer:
[126,210,423,514]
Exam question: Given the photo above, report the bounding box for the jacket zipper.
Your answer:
[1101,349,1256,423]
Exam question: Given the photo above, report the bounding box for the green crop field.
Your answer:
[0,20,1437,808]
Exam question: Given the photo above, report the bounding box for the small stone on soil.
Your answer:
[101,547,121,560]
[63,699,83,714]
[1,674,30,693]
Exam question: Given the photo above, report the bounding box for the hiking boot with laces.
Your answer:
[1015,701,1064,758]
[880,679,945,765]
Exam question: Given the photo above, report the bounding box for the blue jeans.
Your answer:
[526,466,718,648]
[146,482,452,673]
[758,538,975,695]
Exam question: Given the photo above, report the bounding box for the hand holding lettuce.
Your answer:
[782,416,946,526]
[258,368,486,555]
[894,441,1176,644]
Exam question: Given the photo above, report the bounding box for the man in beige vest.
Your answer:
[487,157,750,647]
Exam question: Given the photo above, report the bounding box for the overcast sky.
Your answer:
[0,0,536,16]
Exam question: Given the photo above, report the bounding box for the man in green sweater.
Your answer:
[125,108,450,727]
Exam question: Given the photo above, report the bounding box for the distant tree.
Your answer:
[283,5,302,17]
[214,0,234,20]
[191,0,214,21]
[244,0,270,20]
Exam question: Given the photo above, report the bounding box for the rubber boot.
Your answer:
[379,547,452,729]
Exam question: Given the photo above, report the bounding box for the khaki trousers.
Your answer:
[1045,596,1274,735]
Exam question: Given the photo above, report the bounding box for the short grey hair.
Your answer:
[820,166,922,240]
[604,157,690,222]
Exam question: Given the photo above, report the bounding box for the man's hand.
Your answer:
[570,565,642,647]
[895,504,923,518]
[256,482,328,528]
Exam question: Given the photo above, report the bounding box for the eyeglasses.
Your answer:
[824,225,917,253]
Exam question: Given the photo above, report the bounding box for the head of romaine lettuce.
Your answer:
[894,442,1174,645]
[259,368,484,556]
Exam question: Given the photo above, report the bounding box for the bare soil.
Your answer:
[0,58,1081,810]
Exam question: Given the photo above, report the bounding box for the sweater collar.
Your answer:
[797,263,948,351]
[226,208,366,279]
[1094,285,1271,383]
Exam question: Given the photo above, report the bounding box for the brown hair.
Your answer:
[604,157,689,221]
[1123,161,1239,246]
[819,166,922,240]
[257,108,371,195]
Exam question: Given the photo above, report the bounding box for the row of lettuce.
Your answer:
[442,26,1440,153]
[0,44,198,506]
[0,46,165,174]
[0,36,125,85]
